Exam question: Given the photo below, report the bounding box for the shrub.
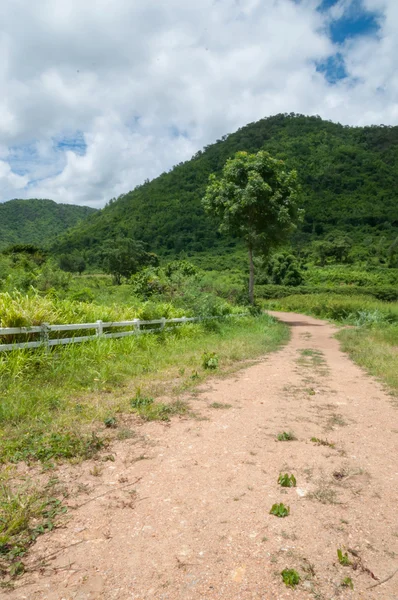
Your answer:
[202,351,219,370]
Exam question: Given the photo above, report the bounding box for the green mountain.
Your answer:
[54,114,398,263]
[0,199,97,250]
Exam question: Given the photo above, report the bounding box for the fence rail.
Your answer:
[0,314,248,352]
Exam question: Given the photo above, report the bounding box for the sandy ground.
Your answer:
[4,312,398,600]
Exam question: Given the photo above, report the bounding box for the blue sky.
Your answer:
[0,0,396,207]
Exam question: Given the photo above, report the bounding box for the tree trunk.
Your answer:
[248,246,255,305]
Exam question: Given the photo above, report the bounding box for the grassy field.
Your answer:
[336,324,398,397]
[264,293,398,396]
[0,314,288,464]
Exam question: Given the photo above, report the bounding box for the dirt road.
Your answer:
[7,312,398,600]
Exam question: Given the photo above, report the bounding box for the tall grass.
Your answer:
[0,315,288,463]
[0,290,191,328]
[337,324,398,396]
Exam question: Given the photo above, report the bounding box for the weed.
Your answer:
[310,437,335,448]
[0,475,66,579]
[270,503,290,518]
[297,348,327,368]
[261,536,268,542]
[132,396,190,422]
[1,431,104,464]
[117,428,137,440]
[301,558,315,577]
[341,577,354,589]
[202,351,219,370]
[325,414,347,430]
[337,549,351,566]
[281,568,300,588]
[90,465,103,476]
[209,402,232,409]
[104,416,117,428]
[308,481,339,505]
[131,390,154,409]
[277,431,296,441]
[190,370,200,380]
[278,473,297,488]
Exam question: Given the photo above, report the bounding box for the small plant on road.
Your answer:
[341,577,354,589]
[278,473,297,487]
[277,431,296,441]
[104,416,117,428]
[337,549,351,566]
[270,503,290,517]
[281,568,300,587]
[311,437,335,448]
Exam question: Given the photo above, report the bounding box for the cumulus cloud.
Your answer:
[0,0,397,207]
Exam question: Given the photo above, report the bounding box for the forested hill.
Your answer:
[0,199,97,250]
[54,114,398,262]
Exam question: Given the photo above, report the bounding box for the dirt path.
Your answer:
[6,312,398,600]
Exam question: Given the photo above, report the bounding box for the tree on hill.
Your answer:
[202,150,302,303]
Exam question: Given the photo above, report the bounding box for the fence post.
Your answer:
[96,320,103,337]
[133,318,140,335]
[161,317,166,331]
[40,322,50,352]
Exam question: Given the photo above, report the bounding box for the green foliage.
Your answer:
[337,323,398,394]
[269,503,290,517]
[281,569,300,588]
[0,475,67,579]
[1,431,104,463]
[104,417,117,428]
[130,392,189,421]
[202,149,302,302]
[312,234,353,266]
[337,549,351,566]
[310,437,335,448]
[256,283,398,302]
[202,351,219,370]
[59,252,86,274]
[259,252,303,286]
[131,391,154,409]
[277,431,296,441]
[341,577,354,589]
[278,473,297,487]
[0,199,96,250]
[102,238,158,285]
[202,150,302,253]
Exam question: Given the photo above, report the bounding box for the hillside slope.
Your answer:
[0,199,97,249]
[54,114,398,262]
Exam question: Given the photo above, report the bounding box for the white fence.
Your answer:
[0,314,248,353]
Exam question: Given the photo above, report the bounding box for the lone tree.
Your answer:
[102,237,158,284]
[202,150,303,304]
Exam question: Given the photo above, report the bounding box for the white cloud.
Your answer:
[0,0,397,207]
[0,160,29,197]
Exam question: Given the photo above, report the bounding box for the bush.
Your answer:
[256,284,398,302]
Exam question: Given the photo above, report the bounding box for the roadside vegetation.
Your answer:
[0,275,288,464]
